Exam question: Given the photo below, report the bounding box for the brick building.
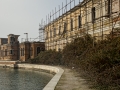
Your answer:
[0,34,45,61]
[19,42,45,61]
[0,34,19,60]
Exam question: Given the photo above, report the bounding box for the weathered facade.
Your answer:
[19,42,45,61]
[0,34,20,60]
[44,0,120,51]
[0,34,45,61]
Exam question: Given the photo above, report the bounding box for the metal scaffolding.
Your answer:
[41,0,120,51]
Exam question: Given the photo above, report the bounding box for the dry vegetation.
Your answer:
[27,34,120,90]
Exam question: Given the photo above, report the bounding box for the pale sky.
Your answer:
[0,0,81,42]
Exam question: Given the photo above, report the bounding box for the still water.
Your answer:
[0,68,53,90]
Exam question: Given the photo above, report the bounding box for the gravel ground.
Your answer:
[55,67,95,90]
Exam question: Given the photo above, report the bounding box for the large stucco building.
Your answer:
[44,0,120,51]
[0,34,45,61]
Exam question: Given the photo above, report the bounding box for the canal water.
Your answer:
[0,68,53,90]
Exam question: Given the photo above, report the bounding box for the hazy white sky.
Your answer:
[0,0,81,42]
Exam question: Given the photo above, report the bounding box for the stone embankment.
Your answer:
[0,61,64,90]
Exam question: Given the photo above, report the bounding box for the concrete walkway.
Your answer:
[55,67,95,90]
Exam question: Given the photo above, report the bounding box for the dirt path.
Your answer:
[55,67,95,90]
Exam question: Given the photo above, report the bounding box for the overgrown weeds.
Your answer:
[28,34,120,90]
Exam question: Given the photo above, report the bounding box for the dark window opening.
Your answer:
[78,15,82,28]
[108,0,110,15]
[64,22,67,33]
[10,37,15,45]
[13,37,15,41]
[105,0,111,17]
[5,49,7,56]
[92,7,96,23]
[37,47,40,55]
[9,50,13,54]
[10,37,12,41]
[10,37,15,42]
[21,48,22,56]
[71,19,73,31]
[30,47,33,56]
[59,26,61,35]
[54,28,56,36]
[23,48,24,56]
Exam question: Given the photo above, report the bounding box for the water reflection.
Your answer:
[0,68,53,90]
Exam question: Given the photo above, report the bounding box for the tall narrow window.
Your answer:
[10,37,13,41]
[59,26,61,35]
[37,47,40,55]
[78,15,82,28]
[92,7,96,23]
[64,22,67,33]
[54,28,56,36]
[9,50,13,54]
[71,19,73,31]
[5,49,7,56]
[108,0,110,15]
[23,48,24,56]
[50,30,52,37]
[21,48,22,56]
[105,0,111,17]
[30,47,33,56]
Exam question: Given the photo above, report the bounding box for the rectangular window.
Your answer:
[59,26,61,35]
[105,0,111,17]
[23,48,24,56]
[54,28,56,36]
[50,30,52,37]
[92,7,96,23]
[21,48,22,56]
[71,19,73,31]
[37,47,40,55]
[9,50,13,54]
[5,49,7,56]
[78,15,82,28]
[64,22,67,33]
[108,0,111,15]
[30,47,33,56]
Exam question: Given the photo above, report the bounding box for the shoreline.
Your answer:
[0,63,64,90]
[0,61,95,90]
